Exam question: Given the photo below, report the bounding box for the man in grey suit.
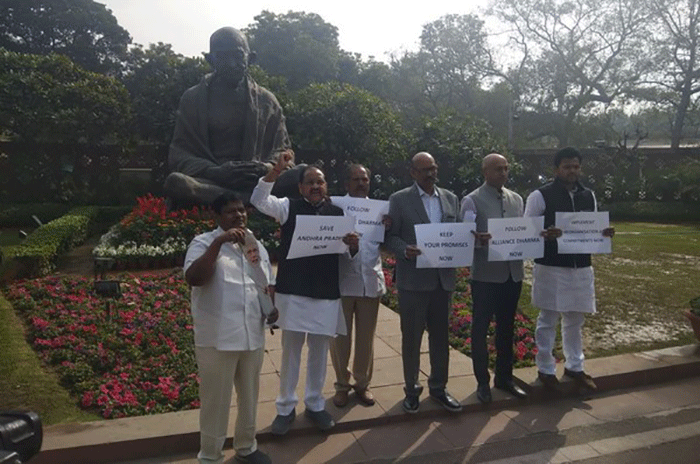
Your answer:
[386,152,463,414]
[462,153,528,404]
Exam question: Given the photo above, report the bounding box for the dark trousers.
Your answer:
[398,288,451,396]
[470,277,523,386]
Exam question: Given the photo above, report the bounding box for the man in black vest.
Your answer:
[524,147,614,392]
[250,151,359,435]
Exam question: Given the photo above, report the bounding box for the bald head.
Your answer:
[412,151,434,168]
[206,27,250,86]
[209,27,248,53]
[410,151,438,194]
[482,153,509,190]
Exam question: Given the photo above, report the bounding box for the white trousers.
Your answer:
[195,346,263,464]
[276,330,331,415]
[535,309,586,375]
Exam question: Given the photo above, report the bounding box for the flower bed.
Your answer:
[93,194,281,269]
[93,195,212,270]
[381,256,537,368]
[5,271,199,419]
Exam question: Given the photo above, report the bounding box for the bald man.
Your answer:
[165,27,299,205]
[385,152,462,414]
[462,154,527,403]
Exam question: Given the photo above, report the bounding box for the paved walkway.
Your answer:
[34,302,700,464]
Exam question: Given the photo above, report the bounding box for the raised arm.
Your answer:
[250,149,295,224]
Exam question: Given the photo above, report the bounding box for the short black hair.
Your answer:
[554,147,582,167]
[211,192,243,214]
[344,164,371,182]
[298,163,324,184]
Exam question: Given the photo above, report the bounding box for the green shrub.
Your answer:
[13,206,99,276]
[607,201,700,222]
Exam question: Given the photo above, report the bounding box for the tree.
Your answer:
[489,0,650,146]
[123,43,209,144]
[387,14,491,127]
[0,0,131,75]
[0,50,132,202]
[413,111,507,197]
[417,14,490,113]
[245,10,342,90]
[285,82,409,197]
[636,0,700,149]
[0,50,131,143]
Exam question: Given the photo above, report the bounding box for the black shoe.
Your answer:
[402,395,420,414]
[476,384,492,404]
[537,371,560,390]
[270,408,295,436]
[430,390,463,412]
[235,450,272,464]
[304,409,335,431]
[564,368,598,391]
[494,380,528,399]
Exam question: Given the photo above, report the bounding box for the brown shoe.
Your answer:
[564,369,598,391]
[537,371,560,389]
[354,387,375,406]
[332,390,349,408]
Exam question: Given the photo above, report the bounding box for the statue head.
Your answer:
[205,27,256,86]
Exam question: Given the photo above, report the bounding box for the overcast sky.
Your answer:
[99,0,490,61]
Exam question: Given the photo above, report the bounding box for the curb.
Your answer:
[34,344,700,464]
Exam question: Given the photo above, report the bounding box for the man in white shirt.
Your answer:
[330,164,387,408]
[385,152,462,414]
[250,151,358,435]
[524,147,614,392]
[185,192,275,464]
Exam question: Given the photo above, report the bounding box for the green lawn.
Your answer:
[0,294,97,424]
[585,222,700,356]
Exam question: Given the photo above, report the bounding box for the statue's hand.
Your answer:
[204,162,268,188]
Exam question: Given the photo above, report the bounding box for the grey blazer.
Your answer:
[385,183,460,292]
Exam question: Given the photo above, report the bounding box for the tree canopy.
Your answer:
[0,49,131,143]
[0,0,131,75]
[245,11,342,90]
[123,43,209,145]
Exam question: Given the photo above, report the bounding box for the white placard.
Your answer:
[330,196,389,242]
[287,215,355,259]
[555,211,611,254]
[487,216,545,261]
[414,222,475,268]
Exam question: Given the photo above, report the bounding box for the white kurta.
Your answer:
[250,178,346,336]
[524,189,596,314]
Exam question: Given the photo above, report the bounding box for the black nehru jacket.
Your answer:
[535,177,595,269]
[275,198,344,299]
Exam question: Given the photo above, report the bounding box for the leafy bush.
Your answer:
[13,206,99,276]
[607,201,700,222]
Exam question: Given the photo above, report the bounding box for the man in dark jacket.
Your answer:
[524,147,614,392]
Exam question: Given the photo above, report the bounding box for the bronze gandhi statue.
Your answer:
[164,27,301,205]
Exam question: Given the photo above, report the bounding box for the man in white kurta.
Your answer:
[329,164,387,408]
[185,193,274,464]
[250,151,353,435]
[524,147,614,392]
